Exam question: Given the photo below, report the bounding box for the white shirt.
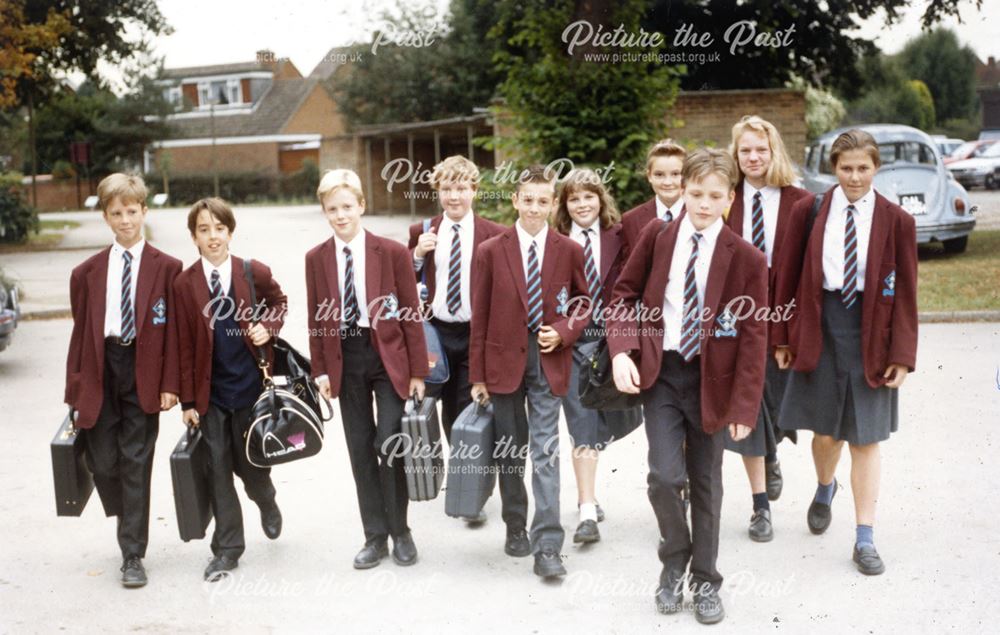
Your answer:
[429,213,474,322]
[201,254,232,297]
[822,186,875,292]
[334,230,369,328]
[655,197,684,223]
[741,184,781,267]
[515,220,548,282]
[103,239,145,337]
[569,221,601,276]
[661,216,723,353]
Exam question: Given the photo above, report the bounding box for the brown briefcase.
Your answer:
[50,409,94,517]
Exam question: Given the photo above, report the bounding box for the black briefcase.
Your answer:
[169,427,211,542]
[401,395,445,501]
[50,409,94,517]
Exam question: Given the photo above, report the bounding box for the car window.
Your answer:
[819,144,833,174]
[980,141,1000,158]
[877,142,937,167]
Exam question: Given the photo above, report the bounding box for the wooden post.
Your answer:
[364,137,373,212]
[407,133,416,222]
[384,137,392,214]
[434,129,441,164]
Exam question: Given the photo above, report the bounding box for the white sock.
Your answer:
[579,502,598,523]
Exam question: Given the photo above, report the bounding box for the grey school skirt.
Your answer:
[724,356,796,458]
[778,290,898,446]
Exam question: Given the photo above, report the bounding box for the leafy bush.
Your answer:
[0,172,39,243]
[145,162,321,206]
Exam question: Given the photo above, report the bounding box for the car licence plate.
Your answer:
[898,193,927,216]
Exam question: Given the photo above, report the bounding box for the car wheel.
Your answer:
[986,173,999,190]
[942,235,969,254]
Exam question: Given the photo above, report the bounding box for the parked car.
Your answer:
[0,278,20,353]
[947,140,1000,190]
[932,135,964,158]
[801,124,976,253]
[943,139,996,165]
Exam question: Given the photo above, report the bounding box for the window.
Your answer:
[162,86,182,107]
[877,142,937,167]
[227,79,242,104]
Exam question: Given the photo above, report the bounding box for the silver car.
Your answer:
[801,124,976,253]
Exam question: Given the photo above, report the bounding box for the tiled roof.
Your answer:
[162,61,269,80]
[164,78,318,139]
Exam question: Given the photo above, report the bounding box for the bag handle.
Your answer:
[243,258,273,387]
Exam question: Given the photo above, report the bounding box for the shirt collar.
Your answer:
[334,229,366,254]
[745,182,780,202]
[515,220,547,249]
[679,213,724,248]
[655,197,683,220]
[441,211,473,233]
[832,186,875,218]
[570,221,599,239]
[112,238,145,259]
[201,253,231,278]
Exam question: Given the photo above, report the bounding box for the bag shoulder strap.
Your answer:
[242,258,267,367]
[420,218,432,286]
[803,193,824,252]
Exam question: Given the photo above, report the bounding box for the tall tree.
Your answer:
[898,28,977,124]
[492,0,681,210]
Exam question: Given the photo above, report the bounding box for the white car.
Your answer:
[947,140,1000,190]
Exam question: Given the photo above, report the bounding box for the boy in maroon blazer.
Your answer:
[174,197,287,581]
[306,169,428,570]
[621,140,687,256]
[469,165,591,580]
[609,149,769,624]
[64,173,181,587]
[407,156,504,501]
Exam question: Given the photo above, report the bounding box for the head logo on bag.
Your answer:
[262,430,307,459]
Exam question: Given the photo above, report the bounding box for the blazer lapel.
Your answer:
[87,248,111,367]
[862,194,891,324]
[808,188,836,296]
[727,181,745,235]
[541,230,561,298]
[192,260,214,342]
[702,228,737,338]
[426,215,443,287]
[230,256,256,352]
[133,244,156,339]
[501,229,528,312]
[599,224,621,283]
[773,186,797,261]
[365,230,382,323]
[648,221,680,306]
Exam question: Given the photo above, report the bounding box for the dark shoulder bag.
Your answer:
[243,259,331,468]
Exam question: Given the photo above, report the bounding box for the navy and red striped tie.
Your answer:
[678,233,702,361]
[842,205,858,308]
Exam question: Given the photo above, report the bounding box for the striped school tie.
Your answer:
[342,246,360,329]
[582,228,603,323]
[842,205,858,308]
[751,191,766,252]
[209,269,225,301]
[120,250,136,341]
[678,233,702,362]
[526,240,543,332]
[447,224,462,315]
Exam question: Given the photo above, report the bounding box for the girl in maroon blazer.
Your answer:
[723,115,812,543]
[305,169,428,570]
[772,129,918,576]
[552,168,627,545]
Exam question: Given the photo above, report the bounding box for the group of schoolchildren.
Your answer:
[64,115,917,625]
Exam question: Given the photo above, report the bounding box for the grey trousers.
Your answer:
[491,336,565,553]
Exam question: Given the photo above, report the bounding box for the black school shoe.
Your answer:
[391,532,418,566]
[807,480,837,535]
[260,501,282,540]
[204,555,238,582]
[853,544,886,575]
[692,586,726,625]
[573,519,600,544]
[505,528,532,557]
[765,461,783,501]
[654,568,685,614]
[353,540,389,569]
[748,508,774,542]
[533,546,567,578]
[120,556,147,588]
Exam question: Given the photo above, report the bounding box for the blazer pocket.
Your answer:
[484,340,506,384]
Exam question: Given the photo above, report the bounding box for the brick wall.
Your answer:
[20,176,92,212]
[283,85,344,137]
[153,142,280,176]
[666,88,807,165]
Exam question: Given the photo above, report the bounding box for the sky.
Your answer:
[91,0,999,87]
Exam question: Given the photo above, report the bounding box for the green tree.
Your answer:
[491,0,681,210]
[847,55,935,128]
[898,28,977,124]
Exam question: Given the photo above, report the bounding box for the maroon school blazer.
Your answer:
[406,213,506,304]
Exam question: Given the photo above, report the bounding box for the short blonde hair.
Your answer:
[431,155,480,190]
[682,148,739,191]
[555,168,620,234]
[645,139,687,173]
[317,169,365,206]
[729,115,798,187]
[97,173,147,212]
